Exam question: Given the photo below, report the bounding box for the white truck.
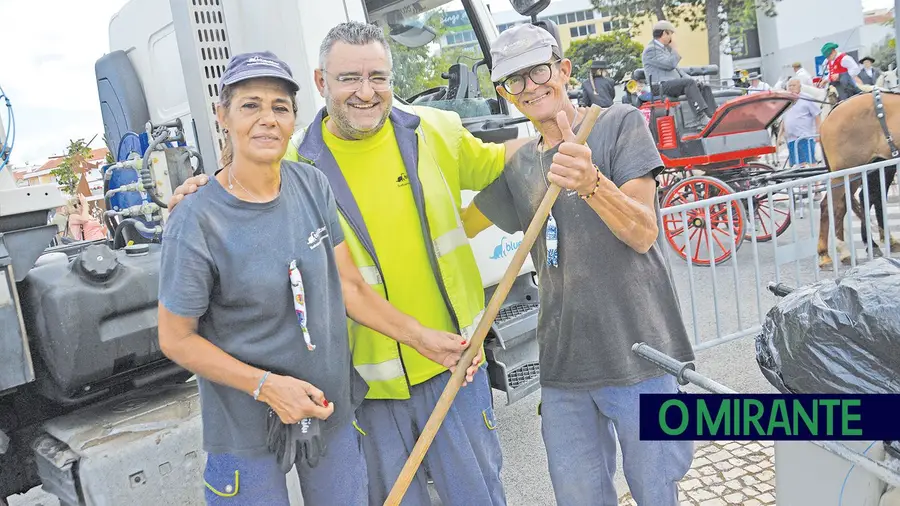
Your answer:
[0,0,558,504]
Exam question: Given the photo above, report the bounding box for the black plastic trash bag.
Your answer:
[756,257,900,394]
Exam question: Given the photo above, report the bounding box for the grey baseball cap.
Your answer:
[490,24,561,82]
[219,51,300,94]
[653,20,676,32]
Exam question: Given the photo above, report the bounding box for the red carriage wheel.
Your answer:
[655,168,696,203]
[746,192,792,242]
[731,163,793,243]
[661,176,746,266]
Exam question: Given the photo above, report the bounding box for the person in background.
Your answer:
[779,78,821,167]
[641,20,717,128]
[858,56,881,86]
[819,42,863,101]
[746,72,772,94]
[157,50,475,506]
[48,205,70,245]
[579,59,616,108]
[67,194,106,241]
[792,62,813,86]
[465,23,695,506]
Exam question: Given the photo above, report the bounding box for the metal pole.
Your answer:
[895,0,900,71]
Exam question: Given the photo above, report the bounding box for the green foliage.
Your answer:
[50,139,92,196]
[565,32,644,82]
[591,0,781,61]
[50,159,80,196]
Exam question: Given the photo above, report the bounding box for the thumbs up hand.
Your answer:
[547,110,598,197]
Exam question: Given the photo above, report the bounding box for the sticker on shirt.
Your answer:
[307,226,328,250]
[289,260,315,351]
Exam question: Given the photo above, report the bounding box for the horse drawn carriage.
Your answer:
[625,66,811,265]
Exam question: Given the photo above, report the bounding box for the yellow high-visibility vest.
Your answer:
[286,103,504,399]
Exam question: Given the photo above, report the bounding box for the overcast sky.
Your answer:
[0,0,894,166]
[1,0,128,165]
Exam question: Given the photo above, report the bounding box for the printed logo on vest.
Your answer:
[308,226,328,249]
[396,173,410,187]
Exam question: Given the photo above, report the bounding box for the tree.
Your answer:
[869,36,897,72]
[592,0,781,74]
[50,139,92,196]
[565,32,644,82]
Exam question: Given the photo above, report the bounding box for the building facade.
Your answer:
[14,147,109,196]
[732,0,867,86]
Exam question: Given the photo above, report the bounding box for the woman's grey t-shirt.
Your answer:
[473,104,695,390]
[159,160,367,456]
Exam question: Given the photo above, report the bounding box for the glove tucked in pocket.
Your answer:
[265,409,327,474]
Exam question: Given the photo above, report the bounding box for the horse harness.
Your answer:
[872,88,900,158]
[818,88,900,192]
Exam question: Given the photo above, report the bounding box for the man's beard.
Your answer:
[326,95,391,141]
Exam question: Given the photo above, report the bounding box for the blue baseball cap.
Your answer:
[219,51,300,94]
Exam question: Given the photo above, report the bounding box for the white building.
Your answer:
[859,7,895,62]
[734,0,867,86]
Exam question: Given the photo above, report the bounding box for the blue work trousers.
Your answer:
[540,374,695,506]
[355,368,506,506]
[202,421,367,505]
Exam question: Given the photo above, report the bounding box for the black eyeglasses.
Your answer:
[501,60,560,95]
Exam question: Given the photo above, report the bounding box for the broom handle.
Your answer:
[383,104,603,506]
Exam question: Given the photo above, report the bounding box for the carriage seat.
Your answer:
[631,66,723,103]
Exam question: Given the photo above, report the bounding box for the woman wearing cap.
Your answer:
[157,50,469,506]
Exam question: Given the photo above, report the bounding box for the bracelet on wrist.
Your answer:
[252,371,270,400]
[579,165,602,200]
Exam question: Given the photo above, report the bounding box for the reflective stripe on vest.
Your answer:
[433,227,468,258]
[358,265,383,286]
[356,358,405,383]
[460,309,485,340]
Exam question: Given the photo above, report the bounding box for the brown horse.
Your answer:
[817,89,900,267]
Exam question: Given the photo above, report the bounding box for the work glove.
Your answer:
[265,408,327,474]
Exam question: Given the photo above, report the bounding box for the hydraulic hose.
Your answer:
[142,130,170,209]
[0,85,16,173]
[113,218,161,249]
[186,146,204,176]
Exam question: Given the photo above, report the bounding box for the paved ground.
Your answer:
[619,441,777,506]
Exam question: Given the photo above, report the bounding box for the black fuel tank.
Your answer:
[18,243,183,404]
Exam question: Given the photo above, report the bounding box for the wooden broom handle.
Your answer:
[383,104,604,506]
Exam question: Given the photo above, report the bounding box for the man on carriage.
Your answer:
[819,42,864,101]
[641,20,718,129]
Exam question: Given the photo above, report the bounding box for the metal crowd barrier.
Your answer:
[658,159,900,351]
